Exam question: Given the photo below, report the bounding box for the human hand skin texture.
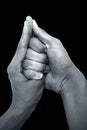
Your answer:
[23,19,74,93]
[0,16,45,130]
[23,19,87,130]
[0,16,87,130]
[23,37,48,80]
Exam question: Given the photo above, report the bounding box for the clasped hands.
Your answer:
[7,16,74,111]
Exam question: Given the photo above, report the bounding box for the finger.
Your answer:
[23,69,43,80]
[29,37,47,53]
[33,20,54,48]
[10,16,33,71]
[19,16,33,48]
[26,48,47,63]
[23,59,46,72]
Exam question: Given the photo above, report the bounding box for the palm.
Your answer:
[45,46,73,93]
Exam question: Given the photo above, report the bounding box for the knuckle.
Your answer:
[7,64,11,74]
[7,64,16,76]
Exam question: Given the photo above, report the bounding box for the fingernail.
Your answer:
[34,72,43,79]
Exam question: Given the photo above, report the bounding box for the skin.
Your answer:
[23,37,48,79]
[0,16,87,130]
[0,17,45,130]
[24,20,74,93]
[24,19,87,130]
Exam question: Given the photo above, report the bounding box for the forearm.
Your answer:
[0,102,35,130]
[60,65,87,130]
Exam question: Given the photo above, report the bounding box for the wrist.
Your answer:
[60,64,86,96]
[11,92,40,116]
[0,100,32,130]
[10,100,35,122]
[11,98,28,111]
[11,99,36,115]
[9,101,28,117]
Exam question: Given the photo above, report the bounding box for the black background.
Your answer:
[0,1,87,130]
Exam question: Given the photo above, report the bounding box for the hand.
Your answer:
[23,37,48,80]
[7,17,44,112]
[31,20,75,93]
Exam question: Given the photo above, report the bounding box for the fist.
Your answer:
[23,37,48,79]
[32,20,74,93]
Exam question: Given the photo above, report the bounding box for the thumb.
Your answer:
[33,20,55,48]
[10,16,33,71]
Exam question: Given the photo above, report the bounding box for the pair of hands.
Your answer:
[7,16,74,111]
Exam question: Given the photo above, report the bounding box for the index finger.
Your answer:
[10,16,33,70]
[18,16,33,49]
